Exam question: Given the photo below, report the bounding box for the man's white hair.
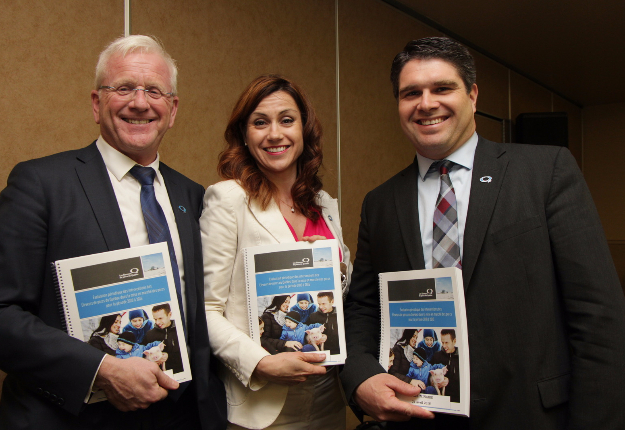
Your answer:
[94,35,178,95]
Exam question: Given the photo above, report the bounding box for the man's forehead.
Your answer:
[399,58,464,86]
[105,52,171,84]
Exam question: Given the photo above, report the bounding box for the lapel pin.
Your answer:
[480,176,492,183]
[178,205,187,213]
[328,215,333,221]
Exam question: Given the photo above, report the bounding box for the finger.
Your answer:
[386,377,421,397]
[155,369,179,392]
[299,353,326,363]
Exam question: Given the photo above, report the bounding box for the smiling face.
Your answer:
[110,315,122,334]
[91,52,179,166]
[131,317,144,329]
[425,336,434,348]
[441,333,456,354]
[397,58,477,160]
[246,91,304,182]
[317,296,333,314]
[409,330,419,348]
[152,309,172,329]
[298,300,309,310]
[280,297,290,313]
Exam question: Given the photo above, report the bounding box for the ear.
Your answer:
[159,342,165,350]
[91,90,101,124]
[168,96,179,129]
[469,83,478,113]
[144,350,149,356]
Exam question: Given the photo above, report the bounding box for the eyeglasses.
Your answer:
[99,85,174,99]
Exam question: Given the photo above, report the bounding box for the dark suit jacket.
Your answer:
[341,137,625,429]
[0,142,226,429]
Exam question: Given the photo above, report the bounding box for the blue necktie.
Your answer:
[129,165,186,328]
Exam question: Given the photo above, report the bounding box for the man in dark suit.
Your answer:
[0,35,226,429]
[341,37,625,429]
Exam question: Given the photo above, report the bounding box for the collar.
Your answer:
[416,132,478,181]
[96,136,163,185]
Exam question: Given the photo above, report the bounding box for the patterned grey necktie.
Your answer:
[431,160,462,269]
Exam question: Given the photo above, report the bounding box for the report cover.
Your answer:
[52,242,191,402]
[244,240,346,365]
[379,267,469,417]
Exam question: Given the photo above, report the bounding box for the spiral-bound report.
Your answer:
[379,267,470,417]
[52,242,192,403]
[244,239,346,365]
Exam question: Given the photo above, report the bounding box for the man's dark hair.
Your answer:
[391,37,476,99]
[317,291,334,301]
[152,303,171,314]
[440,328,457,341]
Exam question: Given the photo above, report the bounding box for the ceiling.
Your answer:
[387,0,625,107]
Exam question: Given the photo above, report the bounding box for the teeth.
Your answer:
[266,146,288,153]
[126,119,151,124]
[419,118,445,125]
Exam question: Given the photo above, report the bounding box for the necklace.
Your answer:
[279,198,295,213]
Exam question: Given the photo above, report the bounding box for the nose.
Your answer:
[418,91,440,112]
[267,122,283,141]
[129,88,150,110]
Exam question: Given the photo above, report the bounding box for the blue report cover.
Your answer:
[52,242,192,402]
[379,267,469,417]
[244,240,346,365]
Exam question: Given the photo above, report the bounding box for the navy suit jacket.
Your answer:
[0,142,226,429]
[341,137,625,429]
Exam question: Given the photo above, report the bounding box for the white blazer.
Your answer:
[200,180,351,429]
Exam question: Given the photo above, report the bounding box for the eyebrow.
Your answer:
[250,108,298,117]
[399,80,461,94]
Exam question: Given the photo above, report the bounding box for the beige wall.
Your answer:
[0,0,619,413]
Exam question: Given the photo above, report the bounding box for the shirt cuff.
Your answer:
[84,355,107,403]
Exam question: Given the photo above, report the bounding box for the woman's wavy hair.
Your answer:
[218,75,323,220]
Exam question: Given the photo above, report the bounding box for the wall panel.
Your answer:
[553,95,583,168]
[338,0,442,253]
[131,0,337,193]
[0,1,124,187]
[472,51,508,120]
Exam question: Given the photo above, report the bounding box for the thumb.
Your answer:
[154,369,180,391]
[299,352,327,363]
[386,377,421,397]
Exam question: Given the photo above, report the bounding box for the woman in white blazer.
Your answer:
[200,75,351,430]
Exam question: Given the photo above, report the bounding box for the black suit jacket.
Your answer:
[341,137,625,429]
[0,142,226,429]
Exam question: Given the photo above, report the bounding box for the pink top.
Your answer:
[284,212,343,261]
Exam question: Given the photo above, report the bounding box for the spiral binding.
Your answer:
[243,248,259,343]
[51,261,74,337]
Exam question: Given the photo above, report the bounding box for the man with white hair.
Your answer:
[0,35,226,429]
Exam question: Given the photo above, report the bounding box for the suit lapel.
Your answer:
[248,198,295,244]
[75,142,130,251]
[462,137,508,289]
[161,166,198,329]
[394,161,426,270]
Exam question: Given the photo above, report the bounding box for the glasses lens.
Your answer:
[146,88,163,99]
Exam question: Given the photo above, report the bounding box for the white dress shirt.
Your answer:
[96,137,187,317]
[416,132,478,269]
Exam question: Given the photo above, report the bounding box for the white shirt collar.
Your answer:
[416,132,478,181]
[96,136,162,184]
